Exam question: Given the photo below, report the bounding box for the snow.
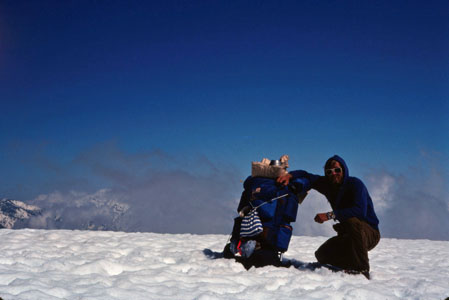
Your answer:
[0,229,448,300]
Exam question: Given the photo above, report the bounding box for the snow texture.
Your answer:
[0,229,448,300]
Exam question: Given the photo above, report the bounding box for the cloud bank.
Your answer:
[21,143,241,234]
[294,164,449,241]
[365,168,449,241]
[9,143,449,241]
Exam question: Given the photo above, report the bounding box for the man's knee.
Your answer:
[314,245,329,264]
[314,249,325,263]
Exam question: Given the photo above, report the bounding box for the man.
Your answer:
[277,155,380,279]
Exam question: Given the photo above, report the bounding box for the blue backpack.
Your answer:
[235,176,308,253]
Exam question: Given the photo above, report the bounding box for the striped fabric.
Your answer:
[240,209,263,238]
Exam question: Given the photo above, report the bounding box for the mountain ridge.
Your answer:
[0,198,41,229]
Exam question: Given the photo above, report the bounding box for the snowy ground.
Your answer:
[0,229,448,300]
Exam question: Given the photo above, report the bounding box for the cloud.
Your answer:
[279,155,449,241]
[27,189,129,231]
[293,190,336,237]
[291,154,449,241]
[12,141,449,241]
[24,142,242,234]
[366,173,395,214]
[364,166,449,241]
[26,173,239,234]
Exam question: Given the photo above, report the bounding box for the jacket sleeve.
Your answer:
[237,189,251,213]
[289,170,327,194]
[333,179,368,222]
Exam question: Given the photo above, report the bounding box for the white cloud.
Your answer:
[9,141,449,240]
[294,190,336,237]
[29,189,130,231]
[366,173,395,214]
[364,166,449,241]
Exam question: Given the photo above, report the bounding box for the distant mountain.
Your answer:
[1,190,130,231]
[27,189,130,231]
[0,198,42,229]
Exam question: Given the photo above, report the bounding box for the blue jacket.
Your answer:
[289,155,379,231]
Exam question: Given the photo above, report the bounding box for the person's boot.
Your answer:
[343,269,370,280]
[222,243,235,259]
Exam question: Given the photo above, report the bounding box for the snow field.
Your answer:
[0,229,448,300]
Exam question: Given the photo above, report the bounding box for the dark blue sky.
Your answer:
[1,1,448,216]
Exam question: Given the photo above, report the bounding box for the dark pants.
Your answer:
[225,217,282,269]
[223,243,281,269]
[315,217,380,272]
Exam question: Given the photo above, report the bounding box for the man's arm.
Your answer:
[278,170,320,187]
[287,170,329,195]
[314,211,336,223]
[277,171,314,195]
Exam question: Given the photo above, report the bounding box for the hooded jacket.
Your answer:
[289,155,379,231]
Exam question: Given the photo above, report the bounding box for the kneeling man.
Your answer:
[277,155,380,279]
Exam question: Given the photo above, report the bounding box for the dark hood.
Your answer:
[325,155,349,184]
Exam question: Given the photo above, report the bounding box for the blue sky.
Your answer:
[1,1,448,238]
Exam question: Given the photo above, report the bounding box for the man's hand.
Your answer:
[314,213,329,224]
[276,173,292,186]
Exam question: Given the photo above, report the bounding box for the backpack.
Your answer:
[235,176,306,253]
